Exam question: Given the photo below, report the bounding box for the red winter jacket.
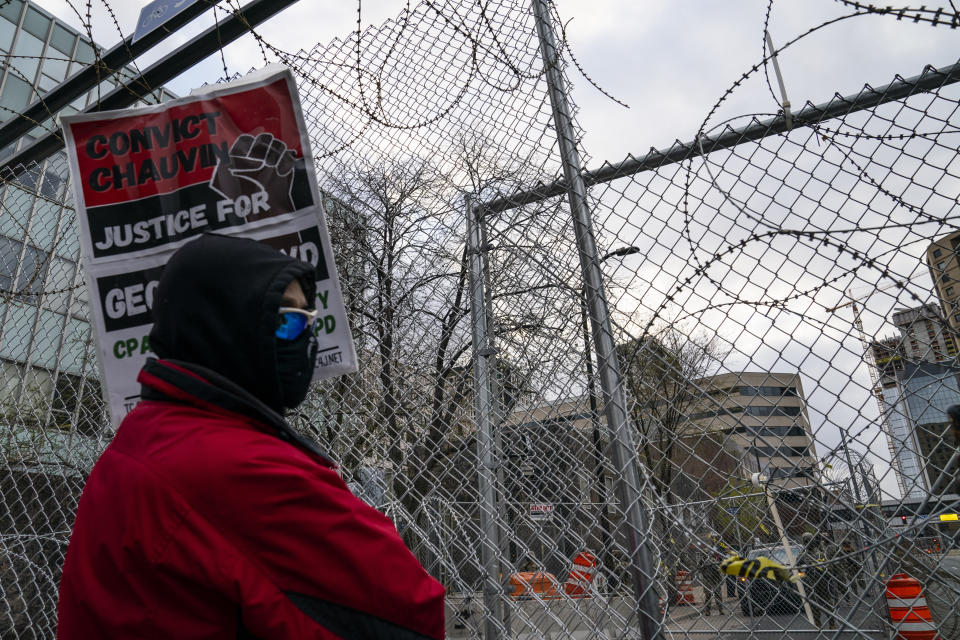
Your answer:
[57,358,445,639]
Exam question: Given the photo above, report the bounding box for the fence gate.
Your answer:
[1,0,960,638]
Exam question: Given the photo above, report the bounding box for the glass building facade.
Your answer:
[880,384,929,499]
[0,0,174,451]
[897,361,960,496]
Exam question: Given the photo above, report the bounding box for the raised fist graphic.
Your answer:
[210,133,298,215]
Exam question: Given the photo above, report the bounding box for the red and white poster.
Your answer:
[530,504,554,521]
[62,66,357,426]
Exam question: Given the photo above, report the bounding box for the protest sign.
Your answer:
[61,65,357,426]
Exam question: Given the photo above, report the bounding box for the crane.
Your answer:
[826,281,905,495]
[825,282,902,393]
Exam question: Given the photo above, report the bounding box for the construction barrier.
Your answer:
[886,574,941,640]
[508,571,561,600]
[675,570,696,605]
[563,551,597,597]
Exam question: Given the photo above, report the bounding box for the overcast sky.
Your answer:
[33,1,956,162]
[32,0,960,499]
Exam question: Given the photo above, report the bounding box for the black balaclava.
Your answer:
[149,233,317,413]
[275,298,318,409]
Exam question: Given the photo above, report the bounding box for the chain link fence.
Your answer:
[1,0,960,638]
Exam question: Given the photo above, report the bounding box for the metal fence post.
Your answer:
[480,213,514,636]
[467,196,504,640]
[530,1,663,638]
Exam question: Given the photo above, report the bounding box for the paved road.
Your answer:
[444,555,960,639]
[446,594,888,639]
[925,553,960,640]
[662,599,886,640]
[941,554,960,576]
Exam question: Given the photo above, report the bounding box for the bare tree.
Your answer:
[617,325,729,503]
[616,325,729,598]
[316,136,568,523]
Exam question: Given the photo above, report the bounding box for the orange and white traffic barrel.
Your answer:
[509,571,561,600]
[886,573,941,640]
[563,551,597,597]
[675,570,696,605]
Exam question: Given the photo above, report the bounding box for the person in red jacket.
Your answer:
[57,233,445,639]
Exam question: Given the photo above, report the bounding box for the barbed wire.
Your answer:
[834,0,960,26]
[0,0,958,638]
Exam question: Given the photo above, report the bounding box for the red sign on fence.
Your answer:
[530,504,554,521]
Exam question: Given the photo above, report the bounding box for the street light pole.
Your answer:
[581,290,614,578]
[582,245,641,586]
[751,473,816,626]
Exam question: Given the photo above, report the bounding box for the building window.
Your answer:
[41,53,70,82]
[0,1,23,24]
[738,386,798,397]
[0,234,18,290]
[0,235,49,300]
[49,22,76,57]
[745,405,802,417]
[688,406,745,420]
[22,6,51,40]
[934,248,944,258]
[0,14,16,52]
[50,373,104,436]
[732,424,807,437]
[0,75,35,112]
[948,287,955,296]
[938,261,946,271]
[11,28,45,84]
[749,445,810,458]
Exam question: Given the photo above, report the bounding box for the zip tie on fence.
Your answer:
[764,29,793,131]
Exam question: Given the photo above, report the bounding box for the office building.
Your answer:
[872,302,960,498]
[0,0,174,450]
[501,372,819,498]
[891,304,957,363]
[926,230,960,330]
[687,372,818,489]
[871,336,927,498]
[896,361,960,496]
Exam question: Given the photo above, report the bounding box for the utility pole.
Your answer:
[531,2,662,637]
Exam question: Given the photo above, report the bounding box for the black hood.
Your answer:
[149,233,316,412]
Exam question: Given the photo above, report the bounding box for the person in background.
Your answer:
[836,539,862,606]
[57,234,445,639]
[799,532,839,630]
[724,542,743,601]
[698,544,725,616]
